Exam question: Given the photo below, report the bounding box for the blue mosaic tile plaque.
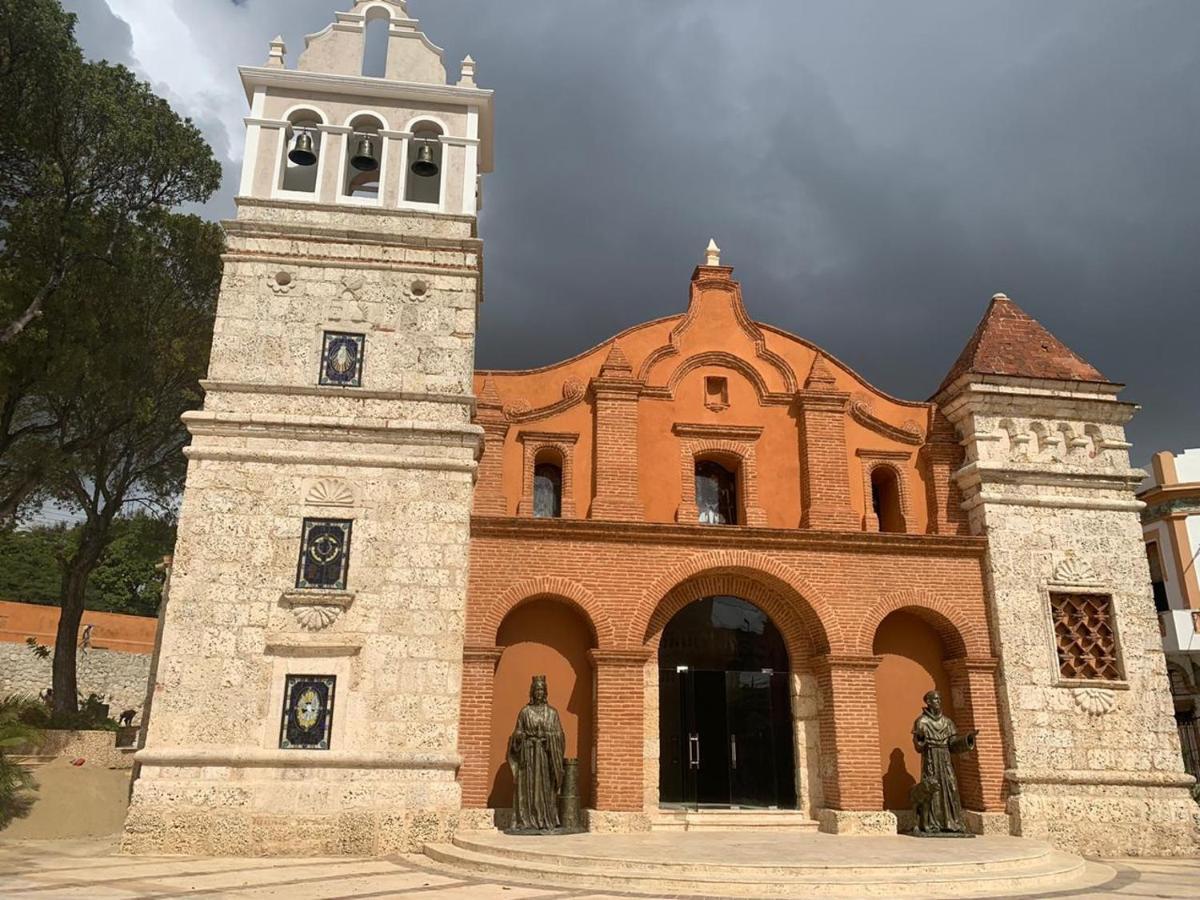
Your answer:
[280,674,335,750]
[295,518,352,590]
[319,332,365,387]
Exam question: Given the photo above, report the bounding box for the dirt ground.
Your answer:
[1,758,131,841]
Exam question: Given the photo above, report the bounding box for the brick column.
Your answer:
[944,657,1006,812]
[589,649,651,811]
[458,644,503,808]
[472,378,509,516]
[797,356,858,530]
[813,654,884,811]
[920,410,966,535]
[590,344,643,522]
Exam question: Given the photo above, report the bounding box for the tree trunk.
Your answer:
[51,521,111,718]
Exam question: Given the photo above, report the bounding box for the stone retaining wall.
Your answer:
[0,642,151,717]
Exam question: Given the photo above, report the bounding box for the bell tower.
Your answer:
[123,0,494,855]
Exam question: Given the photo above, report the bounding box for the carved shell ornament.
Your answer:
[1073,687,1117,717]
[292,604,342,632]
[504,398,532,418]
[305,479,355,507]
[1053,558,1101,586]
[562,377,586,401]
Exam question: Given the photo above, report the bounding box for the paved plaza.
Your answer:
[0,837,1197,900]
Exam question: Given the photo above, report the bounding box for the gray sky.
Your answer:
[66,0,1200,461]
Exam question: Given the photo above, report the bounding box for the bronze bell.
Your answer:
[350,135,379,172]
[411,141,439,178]
[287,131,317,167]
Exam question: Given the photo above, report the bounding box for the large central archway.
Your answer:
[658,596,797,809]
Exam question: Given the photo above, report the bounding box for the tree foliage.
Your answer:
[0,516,175,616]
[0,1,225,713]
[0,0,222,524]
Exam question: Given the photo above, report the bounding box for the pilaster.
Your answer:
[589,345,644,522]
[797,357,858,531]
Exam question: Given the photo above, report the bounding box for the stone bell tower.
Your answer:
[123,0,494,855]
[937,295,1198,856]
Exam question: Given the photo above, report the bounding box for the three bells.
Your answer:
[287,129,439,177]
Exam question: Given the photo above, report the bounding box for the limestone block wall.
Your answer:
[946,386,1200,856]
[0,642,150,716]
[123,202,483,857]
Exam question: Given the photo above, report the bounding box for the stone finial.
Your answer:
[266,35,287,68]
[992,292,1009,301]
[599,342,633,378]
[458,55,477,87]
[705,238,721,267]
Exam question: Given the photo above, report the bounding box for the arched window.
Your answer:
[361,8,390,78]
[695,459,737,525]
[404,120,443,205]
[533,462,563,519]
[342,113,384,202]
[280,110,324,194]
[871,466,905,533]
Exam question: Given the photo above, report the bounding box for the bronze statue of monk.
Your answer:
[507,675,566,832]
[910,689,977,836]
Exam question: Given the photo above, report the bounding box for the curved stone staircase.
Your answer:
[424,830,1117,897]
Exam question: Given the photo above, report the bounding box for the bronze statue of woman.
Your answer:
[911,689,977,836]
[507,675,566,832]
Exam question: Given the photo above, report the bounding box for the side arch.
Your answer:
[664,351,773,401]
[484,576,616,650]
[857,589,986,659]
[631,550,844,655]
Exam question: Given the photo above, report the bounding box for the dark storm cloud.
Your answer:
[81,0,1200,459]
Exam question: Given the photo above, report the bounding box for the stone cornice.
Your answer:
[939,380,1137,426]
[185,446,477,473]
[201,380,475,409]
[469,516,987,557]
[953,461,1145,492]
[1005,769,1195,789]
[137,747,460,771]
[183,411,481,448]
[232,196,480,229]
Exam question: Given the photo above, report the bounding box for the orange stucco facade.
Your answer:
[0,599,155,654]
[461,263,1004,822]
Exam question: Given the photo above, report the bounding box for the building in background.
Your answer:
[1140,449,1200,777]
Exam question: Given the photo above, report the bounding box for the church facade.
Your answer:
[122,1,1197,859]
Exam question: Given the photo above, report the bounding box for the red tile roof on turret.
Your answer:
[936,294,1109,395]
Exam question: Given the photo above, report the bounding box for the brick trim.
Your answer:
[856,589,987,658]
[631,549,843,655]
[856,449,913,533]
[483,576,616,650]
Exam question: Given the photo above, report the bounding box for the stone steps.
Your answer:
[651,808,819,832]
[423,831,1116,898]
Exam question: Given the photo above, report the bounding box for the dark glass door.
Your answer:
[726,671,776,807]
[660,667,795,809]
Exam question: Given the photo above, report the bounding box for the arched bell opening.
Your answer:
[657,595,796,809]
[404,120,444,204]
[488,597,597,811]
[342,113,385,202]
[280,109,325,194]
[872,610,957,813]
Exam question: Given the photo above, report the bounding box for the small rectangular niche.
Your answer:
[704,376,729,411]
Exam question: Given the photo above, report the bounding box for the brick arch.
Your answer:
[664,351,773,400]
[857,589,985,659]
[631,550,844,656]
[484,577,616,650]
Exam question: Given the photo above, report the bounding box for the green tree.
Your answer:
[0,525,72,605]
[0,0,221,523]
[39,211,222,715]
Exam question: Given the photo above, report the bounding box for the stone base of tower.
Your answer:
[1006,776,1199,857]
[122,762,463,856]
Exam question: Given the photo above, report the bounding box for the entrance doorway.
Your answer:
[658,596,796,809]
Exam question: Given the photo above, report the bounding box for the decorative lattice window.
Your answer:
[1050,592,1120,680]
